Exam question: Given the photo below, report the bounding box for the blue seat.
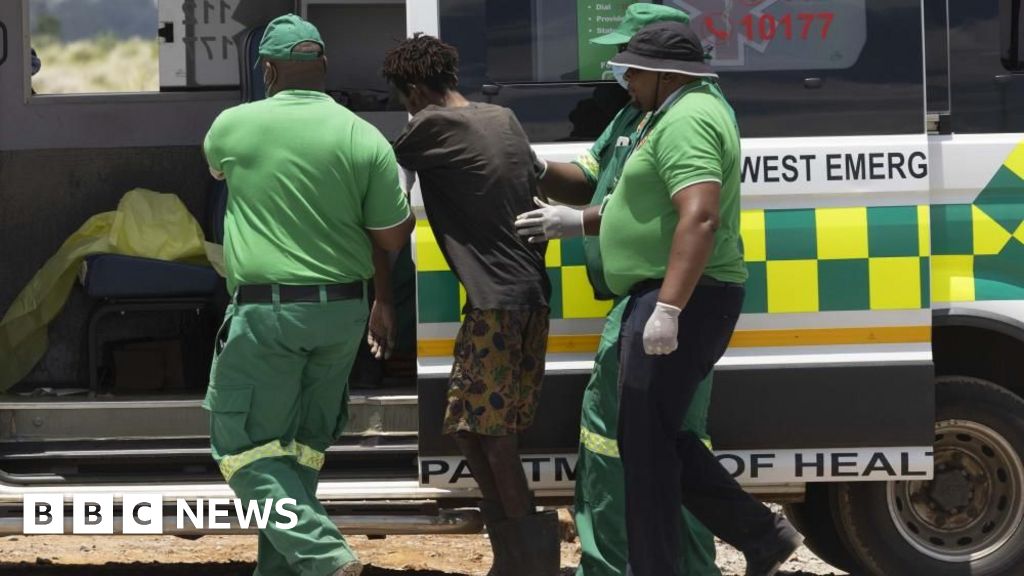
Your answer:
[82,179,227,298]
[82,181,228,391]
[81,254,219,298]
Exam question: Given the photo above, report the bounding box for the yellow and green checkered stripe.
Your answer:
[417,206,933,320]
[414,142,1024,321]
[740,205,932,314]
[415,221,613,323]
[927,143,1024,302]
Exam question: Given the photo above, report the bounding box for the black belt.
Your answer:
[697,275,741,288]
[236,282,364,304]
[630,276,741,295]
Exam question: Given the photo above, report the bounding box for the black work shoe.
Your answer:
[744,515,804,576]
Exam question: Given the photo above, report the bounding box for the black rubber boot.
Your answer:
[480,500,510,576]
[510,510,561,576]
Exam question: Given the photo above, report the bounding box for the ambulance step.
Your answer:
[0,436,419,461]
[0,389,418,441]
[0,436,420,485]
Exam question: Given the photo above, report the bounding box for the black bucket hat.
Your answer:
[609,20,716,78]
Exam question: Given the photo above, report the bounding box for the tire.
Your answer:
[783,483,865,574]
[835,376,1024,576]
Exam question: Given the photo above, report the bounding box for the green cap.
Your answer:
[259,14,324,61]
[590,3,690,46]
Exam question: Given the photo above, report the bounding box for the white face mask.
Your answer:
[611,64,629,90]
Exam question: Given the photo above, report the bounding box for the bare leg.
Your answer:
[480,434,533,519]
[455,431,502,502]
[457,432,516,575]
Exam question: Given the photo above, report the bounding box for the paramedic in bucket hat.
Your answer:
[202,14,413,576]
[515,4,720,575]
[601,21,803,576]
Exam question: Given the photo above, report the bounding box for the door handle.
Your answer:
[804,77,824,89]
[158,21,175,43]
[995,73,1024,85]
[0,21,8,68]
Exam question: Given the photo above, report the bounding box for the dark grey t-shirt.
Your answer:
[393,103,550,310]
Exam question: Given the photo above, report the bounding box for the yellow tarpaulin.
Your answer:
[0,189,224,391]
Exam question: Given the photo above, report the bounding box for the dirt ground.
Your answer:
[0,510,847,576]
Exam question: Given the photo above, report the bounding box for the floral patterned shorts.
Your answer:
[443,307,550,436]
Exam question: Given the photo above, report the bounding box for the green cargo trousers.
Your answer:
[575,297,720,576]
[203,291,368,576]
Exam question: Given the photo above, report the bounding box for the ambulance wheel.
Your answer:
[782,484,863,574]
[835,377,1024,576]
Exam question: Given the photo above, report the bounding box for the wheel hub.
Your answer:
[928,466,973,511]
[887,419,1024,562]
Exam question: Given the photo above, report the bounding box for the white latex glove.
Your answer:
[643,302,682,355]
[514,197,585,243]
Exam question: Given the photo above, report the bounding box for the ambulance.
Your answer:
[0,1,1022,574]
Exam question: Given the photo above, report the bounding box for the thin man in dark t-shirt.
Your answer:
[394,103,550,310]
[382,34,558,576]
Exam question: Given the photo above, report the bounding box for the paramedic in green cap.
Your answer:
[202,14,414,576]
[515,4,719,576]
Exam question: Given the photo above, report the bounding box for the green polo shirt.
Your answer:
[204,90,410,292]
[600,83,746,296]
[574,105,646,300]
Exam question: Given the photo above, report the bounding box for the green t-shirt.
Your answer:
[600,84,747,296]
[204,90,410,292]
[574,105,646,300]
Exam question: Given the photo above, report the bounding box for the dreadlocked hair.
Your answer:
[382,33,459,95]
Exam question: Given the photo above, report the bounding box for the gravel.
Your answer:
[0,508,849,575]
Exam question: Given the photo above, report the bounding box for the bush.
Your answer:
[33,36,158,94]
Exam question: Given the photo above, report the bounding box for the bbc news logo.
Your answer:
[23,494,299,534]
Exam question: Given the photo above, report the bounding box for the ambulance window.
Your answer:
[948,0,1024,133]
[438,0,632,142]
[304,1,408,117]
[28,0,160,94]
[440,0,924,141]
[924,0,950,113]
[1001,0,1024,71]
[26,0,291,95]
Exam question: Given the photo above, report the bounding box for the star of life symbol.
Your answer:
[669,0,782,66]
